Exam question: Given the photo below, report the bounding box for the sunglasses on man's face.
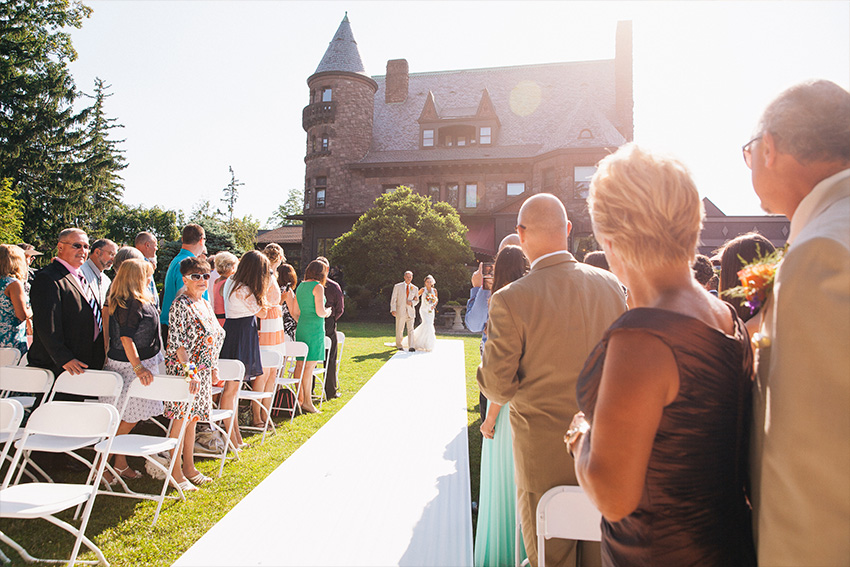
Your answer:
[186,273,211,281]
[60,241,89,250]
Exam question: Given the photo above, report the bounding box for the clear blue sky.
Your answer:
[67,1,850,227]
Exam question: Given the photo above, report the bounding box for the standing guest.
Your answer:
[744,80,850,565]
[29,228,105,382]
[252,244,286,426]
[220,250,269,447]
[0,245,32,355]
[478,194,626,567]
[716,232,776,329]
[317,256,343,399]
[294,260,331,413]
[212,252,238,328]
[390,271,418,351]
[474,244,528,567]
[582,250,610,271]
[134,231,160,310]
[80,238,118,308]
[568,144,756,566]
[164,256,224,489]
[99,259,164,483]
[277,263,299,342]
[160,224,207,346]
[466,233,523,422]
[691,254,717,295]
[113,246,144,274]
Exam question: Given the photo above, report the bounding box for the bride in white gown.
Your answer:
[403,275,438,352]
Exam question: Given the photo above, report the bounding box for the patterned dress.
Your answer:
[164,294,225,421]
[0,276,28,354]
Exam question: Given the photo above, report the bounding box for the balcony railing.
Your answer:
[302,102,336,131]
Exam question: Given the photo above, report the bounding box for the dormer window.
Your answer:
[321,87,332,102]
[423,129,434,148]
[480,127,491,144]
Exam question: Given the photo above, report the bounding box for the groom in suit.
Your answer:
[478,194,626,567]
[390,271,419,351]
[29,228,105,390]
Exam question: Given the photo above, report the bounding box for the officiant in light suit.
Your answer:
[390,271,419,351]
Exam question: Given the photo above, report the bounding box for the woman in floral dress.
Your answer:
[0,245,31,355]
[164,256,225,490]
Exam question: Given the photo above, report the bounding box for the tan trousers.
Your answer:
[518,487,602,567]
[394,313,414,348]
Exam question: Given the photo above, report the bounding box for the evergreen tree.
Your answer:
[101,203,179,245]
[0,0,92,247]
[267,187,303,227]
[220,166,243,222]
[0,178,23,243]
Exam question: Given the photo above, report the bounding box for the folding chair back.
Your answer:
[0,399,24,472]
[0,366,54,407]
[217,358,246,381]
[0,348,21,367]
[536,485,602,567]
[312,335,333,407]
[48,369,123,401]
[196,360,245,477]
[0,401,120,566]
[335,331,345,378]
[240,350,282,442]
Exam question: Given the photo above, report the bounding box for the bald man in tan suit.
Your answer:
[478,194,627,567]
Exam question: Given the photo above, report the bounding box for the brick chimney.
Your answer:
[385,59,409,104]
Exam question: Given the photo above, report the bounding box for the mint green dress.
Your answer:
[295,281,325,361]
[474,402,527,566]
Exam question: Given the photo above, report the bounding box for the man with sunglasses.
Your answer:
[28,228,106,390]
[160,224,208,347]
[746,80,850,566]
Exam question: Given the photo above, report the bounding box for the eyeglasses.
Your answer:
[186,273,211,281]
[741,136,762,169]
[59,241,89,250]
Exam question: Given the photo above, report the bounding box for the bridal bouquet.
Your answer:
[723,246,786,315]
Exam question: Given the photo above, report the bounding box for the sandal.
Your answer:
[187,471,213,486]
[116,465,143,480]
[174,478,198,493]
[100,473,118,488]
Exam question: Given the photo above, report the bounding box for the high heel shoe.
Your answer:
[174,478,198,493]
[302,404,321,414]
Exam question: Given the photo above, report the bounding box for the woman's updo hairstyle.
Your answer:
[588,143,703,271]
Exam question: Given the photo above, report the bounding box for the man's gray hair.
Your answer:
[90,238,116,253]
[57,228,86,242]
[757,79,850,164]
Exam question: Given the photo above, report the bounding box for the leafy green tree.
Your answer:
[0,178,23,243]
[267,187,303,227]
[220,165,243,222]
[187,198,251,254]
[0,0,93,247]
[101,203,179,245]
[330,186,474,300]
[225,215,260,253]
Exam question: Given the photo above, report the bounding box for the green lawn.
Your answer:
[0,322,484,566]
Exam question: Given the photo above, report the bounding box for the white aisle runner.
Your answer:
[175,339,473,567]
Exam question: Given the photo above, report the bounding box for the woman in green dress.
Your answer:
[294,259,331,414]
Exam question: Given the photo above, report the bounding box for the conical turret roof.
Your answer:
[314,13,369,77]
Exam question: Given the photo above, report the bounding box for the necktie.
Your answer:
[80,274,102,339]
[406,284,410,302]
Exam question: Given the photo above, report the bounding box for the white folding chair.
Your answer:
[0,399,24,481]
[13,370,122,484]
[536,485,602,567]
[311,335,332,407]
[94,375,195,525]
[0,401,120,566]
[335,331,345,382]
[272,341,308,421]
[0,347,21,367]
[0,367,54,482]
[238,350,281,443]
[195,360,244,477]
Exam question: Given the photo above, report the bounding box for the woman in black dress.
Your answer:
[566,144,756,566]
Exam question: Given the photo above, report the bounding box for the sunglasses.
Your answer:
[186,273,211,281]
[60,241,89,250]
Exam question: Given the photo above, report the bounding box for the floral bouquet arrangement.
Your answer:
[723,246,786,316]
[181,361,198,382]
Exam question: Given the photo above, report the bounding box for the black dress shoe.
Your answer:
[409,348,416,352]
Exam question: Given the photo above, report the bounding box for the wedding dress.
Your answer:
[403,288,437,352]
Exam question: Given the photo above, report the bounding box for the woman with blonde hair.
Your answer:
[0,244,31,355]
[99,259,164,482]
[212,252,238,328]
[567,144,756,565]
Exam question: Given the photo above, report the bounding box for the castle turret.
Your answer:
[302,13,378,259]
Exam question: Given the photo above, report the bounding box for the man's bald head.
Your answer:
[498,233,521,252]
[516,194,571,262]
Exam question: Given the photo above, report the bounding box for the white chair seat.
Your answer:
[210,408,233,421]
[7,395,35,409]
[0,483,94,518]
[239,390,273,401]
[94,434,179,457]
[17,434,102,453]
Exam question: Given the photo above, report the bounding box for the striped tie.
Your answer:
[79,274,102,338]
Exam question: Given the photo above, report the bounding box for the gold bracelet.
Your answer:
[132,364,144,374]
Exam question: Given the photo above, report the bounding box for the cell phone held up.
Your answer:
[482,262,494,290]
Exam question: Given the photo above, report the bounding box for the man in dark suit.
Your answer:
[28,228,105,384]
[317,257,344,399]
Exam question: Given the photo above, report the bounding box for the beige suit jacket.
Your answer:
[751,169,850,566]
[477,252,627,493]
[390,281,419,319]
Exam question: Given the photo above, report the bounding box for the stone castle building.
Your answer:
[299,14,634,261]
